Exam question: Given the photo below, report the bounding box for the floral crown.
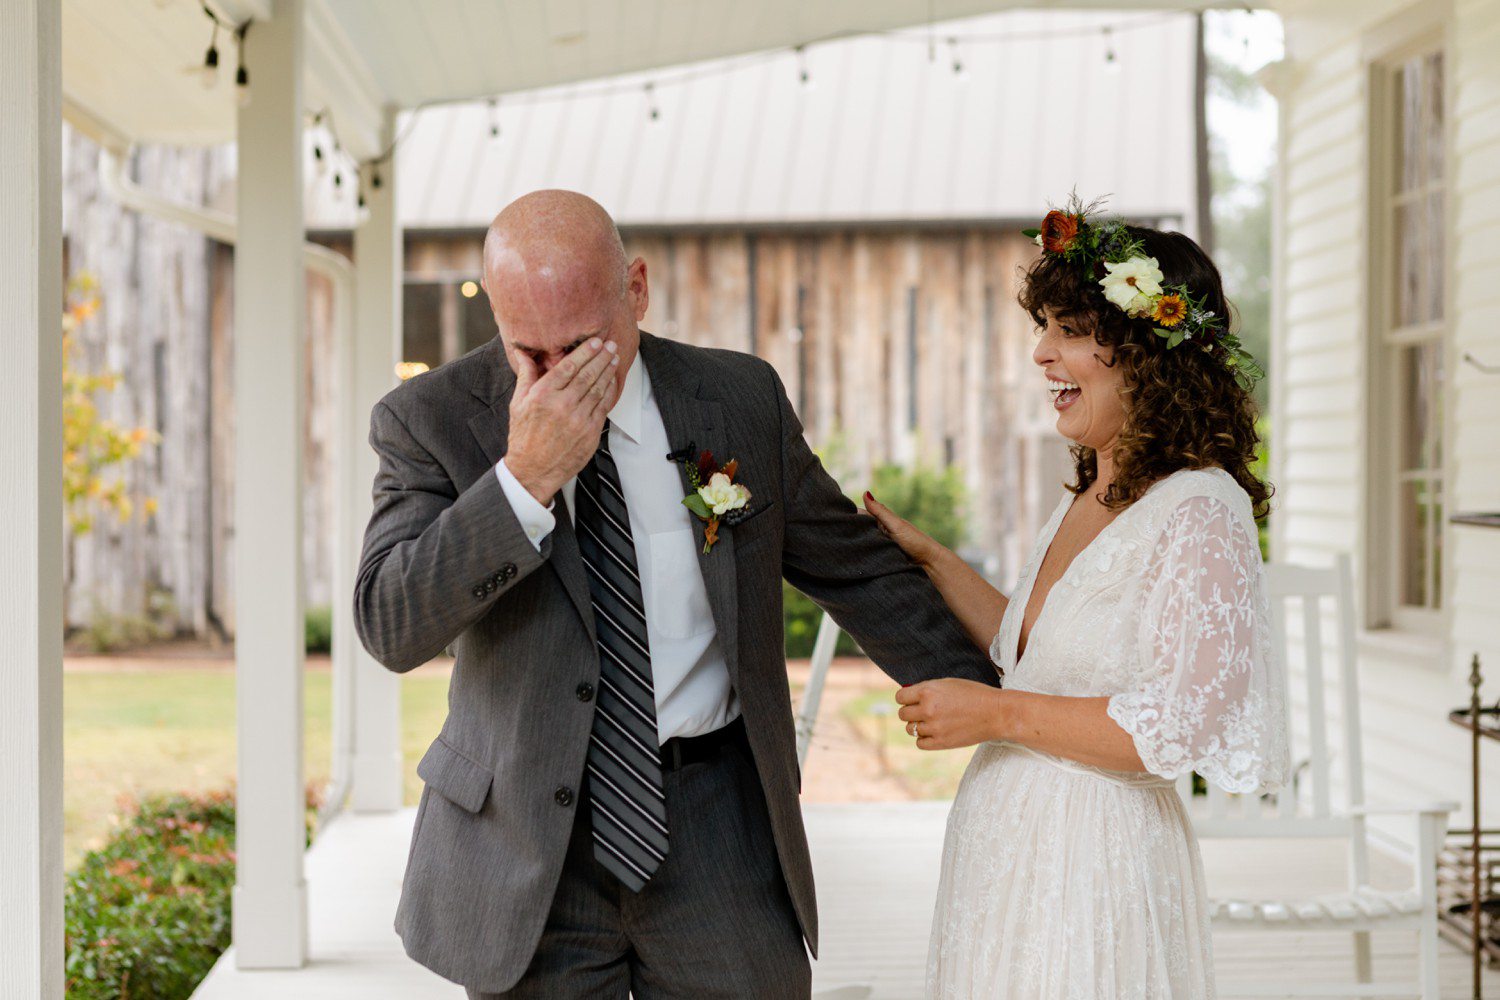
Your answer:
[1022,196,1263,384]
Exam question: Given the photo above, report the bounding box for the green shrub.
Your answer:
[64,791,236,999]
[1252,416,1271,562]
[305,605,333,655]
[783,462,968,658]
[75,590,176,654]
[65,787,322,999]
[865,463,967,550]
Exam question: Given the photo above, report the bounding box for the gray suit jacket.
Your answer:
[353,331,998,992]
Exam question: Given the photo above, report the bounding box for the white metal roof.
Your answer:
[304,8,1199,230]
[61,0,1231,165]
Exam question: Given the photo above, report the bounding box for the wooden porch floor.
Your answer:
[190,802,1497,999]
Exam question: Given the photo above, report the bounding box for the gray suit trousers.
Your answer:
[465,724,810,999]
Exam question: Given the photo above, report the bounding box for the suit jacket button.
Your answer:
[472,585,485,599]
[554,786,574,807]
[576,682,595,702]
[502,563,517,580]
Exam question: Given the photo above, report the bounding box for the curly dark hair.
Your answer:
[1017,225,1271,519]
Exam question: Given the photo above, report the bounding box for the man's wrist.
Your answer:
[504,454,557,505]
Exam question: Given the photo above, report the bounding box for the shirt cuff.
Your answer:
[495,458,556,552]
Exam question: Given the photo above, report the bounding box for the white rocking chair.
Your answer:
[1195,554,1455,999]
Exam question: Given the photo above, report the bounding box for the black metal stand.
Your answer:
[1447,655,1495,999]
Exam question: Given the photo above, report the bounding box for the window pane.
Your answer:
[461,288,496,354]
[1398,477,1442,609]
[1399,341,1444,473]
[1397,51,1444,193]
[402,282,443,370]
[1393,190,1443,329]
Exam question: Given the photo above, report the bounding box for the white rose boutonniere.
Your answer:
[672,448,756,553]
[698,472,751,516]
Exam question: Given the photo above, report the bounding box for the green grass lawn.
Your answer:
[840,689,975,799]
[64,668,452,868]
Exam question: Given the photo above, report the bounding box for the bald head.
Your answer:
[485,190,627,302]
[481,189,648,380]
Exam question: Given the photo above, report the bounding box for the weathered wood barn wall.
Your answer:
[60,127,345,641]
[398,226,1074,588]
[60,131,1066,640]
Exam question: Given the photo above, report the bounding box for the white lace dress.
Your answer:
[927,468,1288,1000]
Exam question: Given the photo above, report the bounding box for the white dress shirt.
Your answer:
[494,355,740,742]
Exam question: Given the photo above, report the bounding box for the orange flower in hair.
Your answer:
[1152,294,1188,327]
[1040,211,1081,253]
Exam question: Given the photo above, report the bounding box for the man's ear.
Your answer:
[628,257,649,322]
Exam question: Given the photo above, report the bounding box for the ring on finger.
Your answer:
[907,721,920,739]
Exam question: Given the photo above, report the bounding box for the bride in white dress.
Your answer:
[865,207,1288,999]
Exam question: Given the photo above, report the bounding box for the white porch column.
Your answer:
[0,1,63,997]
[232,0,308,968]
[348,107,404,813]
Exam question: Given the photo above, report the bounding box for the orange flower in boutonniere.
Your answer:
[676,449,751,554]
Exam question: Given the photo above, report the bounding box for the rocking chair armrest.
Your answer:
[1348,801,1458,819]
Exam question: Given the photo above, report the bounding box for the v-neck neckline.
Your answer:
[1009,468,1220,669]
[1010,493,1123,668]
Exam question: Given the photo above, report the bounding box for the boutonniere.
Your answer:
[670,446,752,554]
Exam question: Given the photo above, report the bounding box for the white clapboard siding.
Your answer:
[1449,0,1500,672]
[1273,0,1500,851]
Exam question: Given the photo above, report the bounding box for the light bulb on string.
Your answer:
[645,82,660,123]
[200,22,220,89]
[1103,26,1119,72]
[235,65,251,108]
[949,37,966,80]
[795,45,814,89]
[234,22,251,108]
[487,97,501,143]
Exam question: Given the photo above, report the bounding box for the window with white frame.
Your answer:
[1372,47,1445,631]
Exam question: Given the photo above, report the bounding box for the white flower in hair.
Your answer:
[1099,256,1164,318]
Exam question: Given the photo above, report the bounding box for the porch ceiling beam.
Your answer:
[213,0,272,24]
[305,0,387,161]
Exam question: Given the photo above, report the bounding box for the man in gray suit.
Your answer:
[354,190,998,999]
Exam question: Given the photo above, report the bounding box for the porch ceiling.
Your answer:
[63,0,1258,161]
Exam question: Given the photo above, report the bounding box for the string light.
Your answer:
[194,4,252,98]
[208,5,1212,214]
[234,22,251,108]
[200,20,220,89]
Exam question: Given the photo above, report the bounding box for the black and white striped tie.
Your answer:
[575,420,668,891]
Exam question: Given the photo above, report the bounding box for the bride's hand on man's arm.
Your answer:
[860,493,1007,650]
[896,681,1147,772]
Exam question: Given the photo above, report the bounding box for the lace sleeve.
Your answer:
[1106,495,1288,794]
